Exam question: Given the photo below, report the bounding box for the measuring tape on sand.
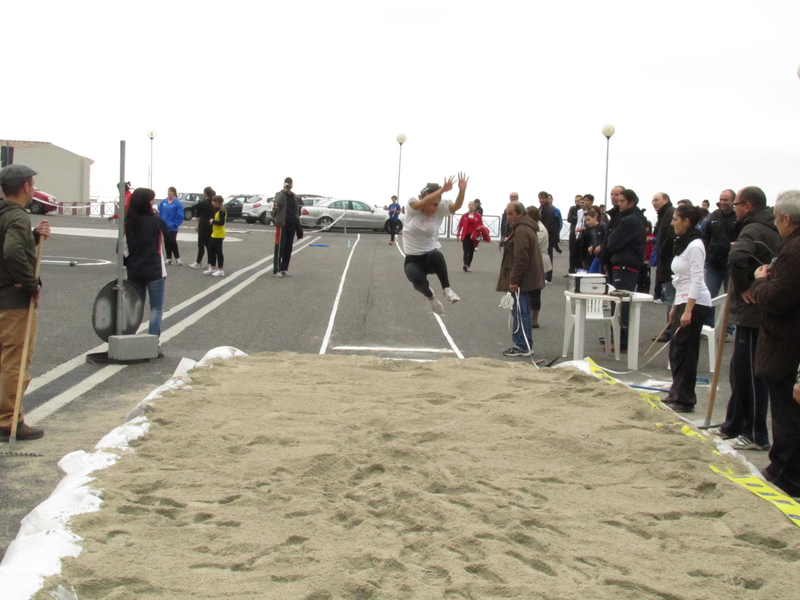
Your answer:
[582,358,800,528]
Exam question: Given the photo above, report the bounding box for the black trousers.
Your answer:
[164,230,180,259]
[765,374,800,497]
[611,266,639,350]
[668,303,711,405]
[208,237,224,269]
[462,238,475,267]
[404,250,450,298]
[274,223,297,273]
[196,227,211,264]
[387,219,400,242]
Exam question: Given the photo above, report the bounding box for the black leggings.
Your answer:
[208,237,224,268]
[165,231,180,259]
[404,250,450,298]
[196,227,211,264]
[462,238,475,267]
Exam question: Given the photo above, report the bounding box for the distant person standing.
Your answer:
[107,181,133,221]
[549,194,563,255]
[158,186,183,265]
[204,195,227,277]
[189,187,215,269]
[403,173,468,314]
[0,165,51,442]
[385,195,403,246]
[456,200,483,272]
[526,205,551,329]
[537,191,559,282]
[125,188,168,356]
[272,177,300,277]
[473,199,484,216]
[567,195,583,274]
[703,188,737,335]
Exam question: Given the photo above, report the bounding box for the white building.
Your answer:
[0,140,93,203]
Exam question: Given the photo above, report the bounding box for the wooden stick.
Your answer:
[8,238,43,448]
[700,293,732,429]
[644,320,672,357]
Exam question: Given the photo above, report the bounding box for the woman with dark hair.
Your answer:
[189,186,216,269]
[456,200,484,272]
[663,205,712,412]
[125,188,168,354]
[525,205,550,328]
[158,186,183,265]
[403,173,468,314]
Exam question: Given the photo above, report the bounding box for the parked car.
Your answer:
[30,189,58,214]
[241,194,327,225]
[177,192,204,221]
[223,194,260,221]
[299,198,403,232]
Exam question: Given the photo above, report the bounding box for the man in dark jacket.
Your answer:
[712,186,780,451]
[603,189,646,352]
[703,189,738,333]
[651,192,675,341]
[497,202,545,357]
[751,189,800,498]
[567,195,582,273]
[538,191,559,282]
[0,165,51,442]
[272,177,300,277]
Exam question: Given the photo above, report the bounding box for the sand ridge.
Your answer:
[38,353,800,599]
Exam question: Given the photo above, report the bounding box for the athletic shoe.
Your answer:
[503,347,532,357]
[707,426,735,440]
[166,259,173,265]
[281,271,292,277]
[189,262,204,269]
[389,240,394,245]
[653,298,664,305]
[212,270,226,277]
[463,265,468,272]
[731,435,769,451]
[203,267,217,275]
[175,259,183,266]
[662,400,695,413]
[428,296,444,315]
[443,287,460,304]
[724,333,733,343]
[0,422,44,441]
[273,271,284,278]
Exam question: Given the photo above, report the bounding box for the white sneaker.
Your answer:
[443,287,460,304]
[175,259,183,266]
[166,259,173,266]
[212,269,225,277]
[189,262,204,269]
[203,267,217,275]
[428,296,444,315]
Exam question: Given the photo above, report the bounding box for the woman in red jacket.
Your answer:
[456,200,483,272]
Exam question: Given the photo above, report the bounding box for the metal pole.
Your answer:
[116,141,126,336]
[396,143,403,200]
[603,137,610,210]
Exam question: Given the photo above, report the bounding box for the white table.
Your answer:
[564,290,654,370]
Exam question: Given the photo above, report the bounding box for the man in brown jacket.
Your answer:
[497,202,545,357]
[751,189,800,498]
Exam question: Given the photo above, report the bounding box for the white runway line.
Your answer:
[49,227,242,243]
[332,346,455,354]
[319,235,360,355]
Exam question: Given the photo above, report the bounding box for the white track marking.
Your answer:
[332,346,454,354]
[319,235,360,355]
[49,227,241,243]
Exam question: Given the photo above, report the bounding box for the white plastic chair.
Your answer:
[562,288,621,361]
[666,293,727,373]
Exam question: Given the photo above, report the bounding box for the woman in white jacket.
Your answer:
[664,205,712,413]
[527,205,551,328]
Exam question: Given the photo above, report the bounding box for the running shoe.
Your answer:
[166,259,173,265]
[443,287,460,304]
[203,267,217,275]
[212,270,226,277]
[189,262,204,269]
[281,271,292,277]
[707,426,735,440]
[273,271,284,278]
[175,259,183,266]
[463,265,468,272]
[503,347,532,357]
[428,296,444,315]
[731,435,769,451]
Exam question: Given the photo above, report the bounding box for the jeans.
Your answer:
[131,277,166,338]
[704,263,734,333]
[662,281,675,336]
[511,291,534,352]
[718,326,770,447]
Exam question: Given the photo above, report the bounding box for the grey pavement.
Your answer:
[1,213,756,560]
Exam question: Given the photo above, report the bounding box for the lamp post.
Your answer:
[396,133,406,200]
[601,124,615,209]
[147,129,157,189]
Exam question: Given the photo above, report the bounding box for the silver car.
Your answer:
[299,198,404,232]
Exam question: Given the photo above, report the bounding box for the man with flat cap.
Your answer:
[0,164,51,442]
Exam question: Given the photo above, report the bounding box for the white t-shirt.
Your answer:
[403,197,452,255]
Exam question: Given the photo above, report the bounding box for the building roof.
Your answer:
[0,140,93,163]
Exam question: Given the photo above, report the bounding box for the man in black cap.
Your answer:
[0,164,51,441]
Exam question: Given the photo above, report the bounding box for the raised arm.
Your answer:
[409,176,455,212]
[449,172,469,214]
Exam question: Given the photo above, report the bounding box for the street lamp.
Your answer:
[601,124,615,209]
[396,133,406,200]
[147,129,157,189]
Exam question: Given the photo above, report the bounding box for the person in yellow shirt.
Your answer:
[204,195,227,277]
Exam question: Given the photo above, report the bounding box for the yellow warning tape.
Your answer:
[582,358,800,528]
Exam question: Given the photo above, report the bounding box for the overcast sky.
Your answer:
[6,0,800,218]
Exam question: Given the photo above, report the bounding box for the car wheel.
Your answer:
[318,216,333,228]
[30,201,45,215]
[259,212,271,225]
[184,207,194,221]
[384,219,402,234]
[245,218,256,224]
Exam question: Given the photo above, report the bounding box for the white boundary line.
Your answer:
[319,234,360,355]
[332,346,454,354]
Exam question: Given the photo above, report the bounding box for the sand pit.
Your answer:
[37,353,800,599]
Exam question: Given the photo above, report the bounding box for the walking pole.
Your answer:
[8,237,44,449]
[695,292,731,430]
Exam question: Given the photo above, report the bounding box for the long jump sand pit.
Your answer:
[39,353,799,599]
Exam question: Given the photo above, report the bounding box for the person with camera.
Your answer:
[272,177,300,277]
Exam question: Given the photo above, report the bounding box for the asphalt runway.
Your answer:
[1,213,751,559]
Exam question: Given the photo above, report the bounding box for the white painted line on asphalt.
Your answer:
[319,234,360,355]
[49,227,242,243]
[395,233,405,257]
[434,313,465,359]
[24,237,321,421]
[332,346,455,354]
